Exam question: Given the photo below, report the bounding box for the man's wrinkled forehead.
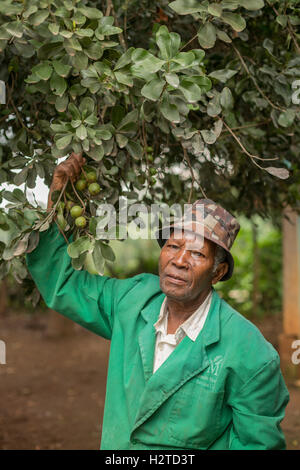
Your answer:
[170,228,205,250]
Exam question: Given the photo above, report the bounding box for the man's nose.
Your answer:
[172,248,189,269]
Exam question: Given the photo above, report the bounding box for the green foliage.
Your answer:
[215,217,282,318]
[0,0,299,303]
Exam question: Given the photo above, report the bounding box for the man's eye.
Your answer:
[169,244,179,249]
[191,251,204,257]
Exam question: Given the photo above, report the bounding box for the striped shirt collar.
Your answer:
[154,290,213,343]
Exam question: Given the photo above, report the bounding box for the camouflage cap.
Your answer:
[156,198,240,281]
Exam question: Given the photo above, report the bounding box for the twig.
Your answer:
[183,145,208,201]
[111,4,126,49]
[70,178,86,212]
[232,44,285,112]
[54,217,70,245]
[106,0,113,16]
[222,119,271,133]
[180,33,198,52]
[266,0,300,53]
[287,17,300,54]
[221,119,278,168]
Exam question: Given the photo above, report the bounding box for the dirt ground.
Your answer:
[0,310,299,450]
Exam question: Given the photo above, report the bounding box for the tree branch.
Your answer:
[232,44,285,112]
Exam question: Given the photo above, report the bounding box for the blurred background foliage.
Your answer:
[104,215,282,319]
[1,214,282,319]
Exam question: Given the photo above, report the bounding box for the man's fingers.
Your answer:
[52,152,87,187]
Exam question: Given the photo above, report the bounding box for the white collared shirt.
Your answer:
[153,290,213,373]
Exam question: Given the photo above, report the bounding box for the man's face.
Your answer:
[158,229,219,303]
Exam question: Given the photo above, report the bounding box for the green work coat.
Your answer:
[26,224,289,450]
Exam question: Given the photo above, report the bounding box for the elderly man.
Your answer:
[26,153,289,450]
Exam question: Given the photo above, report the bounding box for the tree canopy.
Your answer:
[0,0,299,301]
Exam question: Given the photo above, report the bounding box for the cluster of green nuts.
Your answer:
[146,146,157,185]
[56,167,101,231]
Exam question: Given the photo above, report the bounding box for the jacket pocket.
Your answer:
[168,380,224,449]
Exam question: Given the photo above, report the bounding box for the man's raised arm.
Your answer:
[26,153,135,339]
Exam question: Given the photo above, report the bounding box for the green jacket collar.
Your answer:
[133,288,221,433]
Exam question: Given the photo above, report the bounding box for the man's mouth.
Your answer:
[165,273,188,285]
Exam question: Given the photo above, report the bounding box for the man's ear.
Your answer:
[212,262,228,285]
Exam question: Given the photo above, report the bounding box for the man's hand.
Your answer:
[47,152,86,211]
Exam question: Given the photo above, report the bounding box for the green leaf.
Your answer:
[239,0,264,10]
[72,252,86,271]
[100,241,115,262]
[156,25,181,59]
[3,188,26,203]
[49,23,60,35]
[84,42,103,60]
[141,77,165,101]
[68,103,81,120]
[77,7,103,19]
[5,21,23,38]
[216,29,232,43]
[131,49,165,78]
[67,236,93,258]
[32,62,53,81]
[126,140,143,160]
[76,124,87,141]
[72,51,89,70]
[171,51,195,69]
[75,28,94,38]
[208,3,223,17]
[160,95,180,122]
[169,0,207,14]
[200,129,217,145]
[221,13,246,32]
[14,41,35,58]
[56,134,72,149]
[79,97,95,115]
[37,41,64,60]
[116,133,128,148]
[220,87,234,110]
[209,69,238,83]
[64,37,82,54]
[52,60,72,78]
[165,73,179,88]
[13,167,29,186]
[84,114,98,126]
[179,79,202,102]
[198,23,217,49]
[118,109,138,131]
[95,129,112,140]
[50,72,67,96]
[55,94,69,113]
[60,30,73,39]
[278,109,296,128]
[114,71,133,87]
[276,15,287,28]
[87,145,104,161]
[95,17,122,39]
[0,26,10,40]
[91,242,105,274]
[114,47,134,71]
[28,10,49,26]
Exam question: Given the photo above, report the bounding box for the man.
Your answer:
[26,153,289,450]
